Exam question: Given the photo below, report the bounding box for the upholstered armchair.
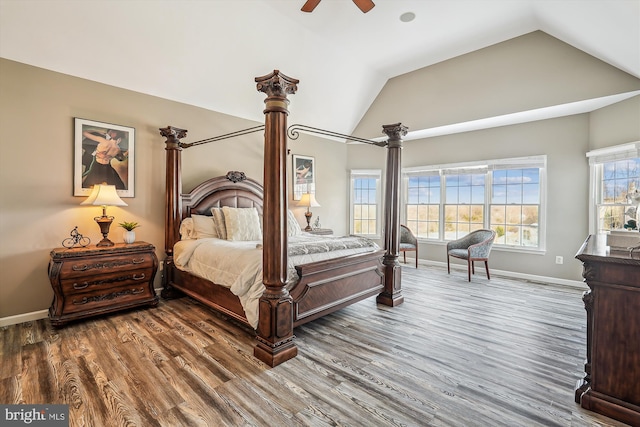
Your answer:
[447,229,496,281]
[400,224,418,268]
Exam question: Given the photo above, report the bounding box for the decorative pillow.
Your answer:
[287,209,302,236]
[210,207,227,240]
[191,214,218,239]
[179,217,195,240]
[222,206,262,241]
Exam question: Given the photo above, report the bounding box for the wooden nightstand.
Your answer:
[48,241,159,326]
[305,228,333,236]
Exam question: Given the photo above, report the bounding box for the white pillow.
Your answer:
[287,209,302,236]
[210,207,227,240]
[191,214,218,239]
[179,217,194,240]
[222,207,262,241]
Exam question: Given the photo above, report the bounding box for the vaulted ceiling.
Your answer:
[1,0,638,136]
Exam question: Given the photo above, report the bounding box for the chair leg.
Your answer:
[467,259,471,282]
[403,252,406,264]
[447,255,450,274]
[415,248,418,269]
[485,261,490,280]
[471,261,475,275]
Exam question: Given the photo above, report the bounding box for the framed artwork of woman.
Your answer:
[74,118,135,197]
[292,154,315,201]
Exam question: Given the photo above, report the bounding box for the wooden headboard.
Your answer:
[181,171,264,218]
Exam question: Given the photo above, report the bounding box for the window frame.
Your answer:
[587,141,640,235]
[402,156,547,252]
[349,169,382,238]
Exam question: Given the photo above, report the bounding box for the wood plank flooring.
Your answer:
[0,265,629,426]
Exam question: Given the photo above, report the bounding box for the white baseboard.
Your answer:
[411,258,586,289]
[0,309,49,328]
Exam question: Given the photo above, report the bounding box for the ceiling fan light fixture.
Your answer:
[400,12,416,23]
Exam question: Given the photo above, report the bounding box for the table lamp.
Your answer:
[298,192,320,231]
[81,184,128,247]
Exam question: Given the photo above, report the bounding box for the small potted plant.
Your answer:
[119,221,140,244]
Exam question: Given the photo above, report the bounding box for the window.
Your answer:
[350,170,381,236]
[587,142,640,234]
[403,156,546,250]
[490,168,540,247]
[406,174,440,239]
[444,172,485,240]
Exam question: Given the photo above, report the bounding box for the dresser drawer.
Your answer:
[57,253,154,279]
[61,283,153,315]
[60,267,154,294]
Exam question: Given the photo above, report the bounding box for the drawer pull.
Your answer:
[73,282,89,290]
[132,258,145,264]
[132,273,146,281]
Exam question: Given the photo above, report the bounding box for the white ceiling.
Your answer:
[1,0,638,136]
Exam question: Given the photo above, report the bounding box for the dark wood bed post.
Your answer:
[159,126,188,298]
[254,70,300,367]
[377,123,408,307]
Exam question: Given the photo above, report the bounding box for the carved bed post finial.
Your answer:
[159,126,187,298]
[378,123,408,307]
[254,70,300,367]
[255,70,299,104]
[160,126,188,142]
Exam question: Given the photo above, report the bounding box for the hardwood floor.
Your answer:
[0,265,629,426]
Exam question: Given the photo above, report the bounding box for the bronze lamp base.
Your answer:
[95,215,115,247]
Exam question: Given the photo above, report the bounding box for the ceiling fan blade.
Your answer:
[301,0,321,13]
[353,0,375,13]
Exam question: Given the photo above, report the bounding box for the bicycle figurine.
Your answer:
[62,226,91,248]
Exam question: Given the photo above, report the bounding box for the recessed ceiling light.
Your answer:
[400,12,415,23]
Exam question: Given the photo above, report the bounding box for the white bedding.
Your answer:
[173,234,379,328]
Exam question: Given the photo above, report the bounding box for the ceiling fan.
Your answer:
[301,0,375,14]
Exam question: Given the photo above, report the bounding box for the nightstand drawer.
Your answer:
[60,268,154,293]
[61,283,153,315]
[57,253,154,279]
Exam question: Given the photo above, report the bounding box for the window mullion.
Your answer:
[485,171,492,229]
[439,173,445,240]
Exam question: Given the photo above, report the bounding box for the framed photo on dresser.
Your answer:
[74,118,135,197]
[292,154,315,201]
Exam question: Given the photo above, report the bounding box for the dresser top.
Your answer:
[576,234,640,266]
[51,241,155,259]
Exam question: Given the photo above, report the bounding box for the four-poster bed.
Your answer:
[159,70,407,366]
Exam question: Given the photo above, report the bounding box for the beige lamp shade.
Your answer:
[298,192,320,209]
[81,184,128,207]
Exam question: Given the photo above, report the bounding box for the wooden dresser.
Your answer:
[48,241,159,326]
[575,234,640,426]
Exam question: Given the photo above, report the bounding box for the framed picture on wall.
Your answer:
[74,118,135,197]
[292,154,315,201]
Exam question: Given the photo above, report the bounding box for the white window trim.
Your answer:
[402,155,547,252]
[586,141,640,234]
[349,169,382,238]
